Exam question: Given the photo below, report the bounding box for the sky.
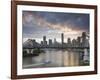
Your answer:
[22,11,89,43]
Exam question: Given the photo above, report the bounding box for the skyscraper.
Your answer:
[54,38,57,44]
[67,38,71,44]
[77,37,81,47]
[77,37,81,43]
[43,36,47,47]
[61,33,64,45]
[72,39,76,47]
[43,36,46,41]
[49,39,52,46]
[67,38,71,47]
[82,32,87,47]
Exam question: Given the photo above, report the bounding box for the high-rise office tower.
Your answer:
[61,33,64,45]
[82,32,87,47]
[41,41,43,45]
[77,37,81,47]
[49,39,52,46]
[82,32,86,42]
[43,36,46,41]
[54,38,57,44]
[67,38,71,44]
[43,36,47,46]
[72,39,77,47]
[77,37,81,43]
[67,38,71,47]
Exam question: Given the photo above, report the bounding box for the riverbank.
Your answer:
[23,48,45,57]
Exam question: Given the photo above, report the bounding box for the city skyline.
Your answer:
[23,32,89,48]
[23,11,89,43]
[23,32,89,43]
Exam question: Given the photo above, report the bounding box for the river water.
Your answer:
[23,49,89,69]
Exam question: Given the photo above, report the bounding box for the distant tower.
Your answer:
[82,32,86,42]
[54,38,57,44]
[43,36,46,41]
[82,32,87,47]
[67,38,71,47]
[77,37,81,43]
[67,38,71,44]
[41,41,43,45]
[72,39,76,47]
[61,33,64,45]
[43,36,47,46]
[49,39,52,46]
[77,37,81,47]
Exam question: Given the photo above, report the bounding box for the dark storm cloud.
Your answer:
[31,11,89,30]
[22,11,89,38]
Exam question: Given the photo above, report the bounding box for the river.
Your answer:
[23,49,89,69]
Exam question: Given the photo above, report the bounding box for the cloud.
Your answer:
[22,11,89,40]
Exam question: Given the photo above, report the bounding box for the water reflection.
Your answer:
[23,49,89,69]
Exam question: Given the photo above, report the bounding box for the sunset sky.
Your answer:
[22,11,89,43]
